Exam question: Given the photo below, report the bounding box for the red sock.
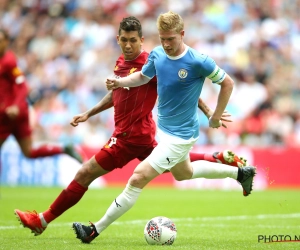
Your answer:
[29,145,63,158]
[189,152,216,162]
[42,180,88,223]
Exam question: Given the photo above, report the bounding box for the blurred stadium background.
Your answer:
[1,0,300,189]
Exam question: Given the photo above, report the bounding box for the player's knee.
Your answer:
[74,163,96,187]
[129,173,148,187]
[75,166,87,179]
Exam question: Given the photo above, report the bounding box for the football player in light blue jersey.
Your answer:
[142,45,226,140]
[91,11,256,240]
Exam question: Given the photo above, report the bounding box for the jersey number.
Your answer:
[107,137,117,147]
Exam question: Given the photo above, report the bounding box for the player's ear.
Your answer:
[116,35,120,44]
[140,36,144,44]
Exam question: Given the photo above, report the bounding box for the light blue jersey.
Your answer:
[141,45,225,140]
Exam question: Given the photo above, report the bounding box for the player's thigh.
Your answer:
[170,158,193,181]
[147,137,195,174]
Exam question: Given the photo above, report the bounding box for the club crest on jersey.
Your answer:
[178,69,188,79]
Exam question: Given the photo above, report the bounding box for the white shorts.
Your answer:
[146,129,198,174]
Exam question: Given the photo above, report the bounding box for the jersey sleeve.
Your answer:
[201,55,226,84]
[141,51,156,79]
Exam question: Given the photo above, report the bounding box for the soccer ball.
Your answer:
[144,216,177,245]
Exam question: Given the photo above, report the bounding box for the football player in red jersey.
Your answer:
[14,17,246,237]
[0,29,82,162]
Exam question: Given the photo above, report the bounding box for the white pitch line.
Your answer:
[113,213,300,225]
[1,213,300,230]
[182,223,300,229]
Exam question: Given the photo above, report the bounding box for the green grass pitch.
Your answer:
[0,186,299,250]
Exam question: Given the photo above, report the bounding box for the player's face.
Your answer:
[159,29,184,56]
[0,33,8,57]
[117,30,144,60]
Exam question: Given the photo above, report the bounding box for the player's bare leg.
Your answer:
[17,136,82,162]
[74,156,109,187]
[14,156,109,236]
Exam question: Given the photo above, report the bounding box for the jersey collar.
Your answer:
[166,44,188,60]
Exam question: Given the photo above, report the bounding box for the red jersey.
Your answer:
[112,51,157,145]
[0,50,28,119]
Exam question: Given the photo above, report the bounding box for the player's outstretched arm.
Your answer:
[198,98,232,128]
[209,74,234,128]
[70,91,113,127]
[106,71,149,90]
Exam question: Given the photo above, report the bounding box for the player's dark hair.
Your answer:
[119,16,143,37]
[0,29,9,40]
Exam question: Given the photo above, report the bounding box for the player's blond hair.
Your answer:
[156,11,184,33]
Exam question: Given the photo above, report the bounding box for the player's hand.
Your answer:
[5,105,20,120]
[209,117,222,128]
[206,110,232,128]
[106,78,120,90]
[219,110,232,128]
[70,113,89,127]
